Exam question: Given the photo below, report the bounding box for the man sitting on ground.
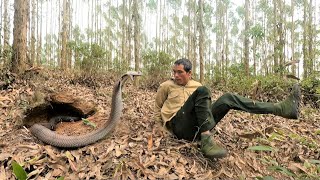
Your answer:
[154,58,300,158]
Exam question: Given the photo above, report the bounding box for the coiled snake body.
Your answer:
[30,71,142,148]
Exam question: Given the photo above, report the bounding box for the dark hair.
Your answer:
[174,58,192,72]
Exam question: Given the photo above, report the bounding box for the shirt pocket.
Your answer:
[167,91,181,104]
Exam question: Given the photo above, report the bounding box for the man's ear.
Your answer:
[188,71,192,78]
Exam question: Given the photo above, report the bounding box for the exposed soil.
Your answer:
[0,69,319,179]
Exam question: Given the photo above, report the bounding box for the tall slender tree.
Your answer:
[60,0,70,70]
[307,0,314,76]
[133,0,141,78]
[2,0,10,64]
[290,0,296,76]
[198,0,204,83]
[302,0,308,78]
[30,0,36,66]
[11,0,29,74]
[244,0,250,76]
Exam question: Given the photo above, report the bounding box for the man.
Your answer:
[154,58,300,159]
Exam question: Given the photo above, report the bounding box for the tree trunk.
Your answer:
[2,0,10,65]
[127,0,132,68]
[133,0,140,85]
[11,0,29,74]
[36,0,42,66]
[60,0,69,70]
[192,0,197,77]
[291,0,296,76]
[302,0,308,78]
[187,0,192,60]
[198,0,204,84]
[244,0,250,76]
[121,0,127,67]
[307,0,313,75]
[30,0,36,67]
[273,0,279,74]
[278,0,285,77]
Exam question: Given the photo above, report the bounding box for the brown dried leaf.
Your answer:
[44,146,58,160]
[287,162,308,174]
[115,145,122,157]
[0,153,11,162]
[147,134,153,151]
[144,155,156,167]
[0,165,6,180]
[238,131,263,140]
[51,168,64,176]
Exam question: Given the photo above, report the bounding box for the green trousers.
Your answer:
[168,86,277,141]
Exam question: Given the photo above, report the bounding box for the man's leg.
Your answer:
[169,86,227,158]
[170,86,215,141]
[211,84,301,123]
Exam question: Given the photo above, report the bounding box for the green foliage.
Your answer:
[82,118,97,128]
[247,145,275,152]
[68,41,109,72]
[288,133,318,149]
[0,45,13,68]
[209,62,300,102]
[249,24,265,40]
[146,0,157,11]
[12,161,27,180]
[141,51,174,89]
[268,166,295,177]
[255,176,275,180]
[300,72,320,108]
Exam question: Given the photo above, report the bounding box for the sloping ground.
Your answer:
[0,69,319,179]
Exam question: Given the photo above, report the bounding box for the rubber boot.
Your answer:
[274,84,301,119]
[200,133,227,159]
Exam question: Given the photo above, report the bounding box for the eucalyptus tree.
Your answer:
[185,0,192,60]
[255,0,273,76]
[167,0,183,58]
[145,0,157,52]
[229,8,241,67]
[302,0,311,78]
[60,0,71,70]
[2,0,10,66]
[214,0,231,81]
[11,0,29,74]
[108,4,122,70]
[69,25,85,69]
[101,4,117,70]
[198,0,204,83]
[36,0,43,66]
[290,0,297,76]
[214,0,222,80]
[306,0,315,78]
[244,0,250,76]
[30,0,36,67]
[127,0,133,68]
[133,0,141,76]
[249,24,264,76]
[121,1,128,65]
[0,1,2,59]
[271,0,286,76]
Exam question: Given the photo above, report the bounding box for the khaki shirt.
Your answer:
[154,79,202,126]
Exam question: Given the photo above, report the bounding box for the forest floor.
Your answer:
[0,69,319,180]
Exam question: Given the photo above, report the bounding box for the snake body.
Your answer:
[30,71,141,148]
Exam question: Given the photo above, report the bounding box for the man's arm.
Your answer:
[154,84,168,124]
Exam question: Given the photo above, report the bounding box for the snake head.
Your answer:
[125,71,143,81]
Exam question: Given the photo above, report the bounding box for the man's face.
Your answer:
[172,64,191,86]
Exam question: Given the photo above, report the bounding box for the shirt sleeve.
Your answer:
[154,83,168,123]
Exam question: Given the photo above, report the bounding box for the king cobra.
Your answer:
[30,71,142,148]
